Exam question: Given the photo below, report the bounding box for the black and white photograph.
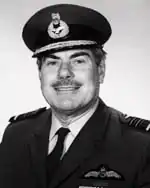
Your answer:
[0,0,150,188]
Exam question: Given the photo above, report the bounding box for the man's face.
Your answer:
[39,49,105,114]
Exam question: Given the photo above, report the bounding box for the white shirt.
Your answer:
[48,100,99,156]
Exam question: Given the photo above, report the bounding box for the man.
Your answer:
[0,4,150,188]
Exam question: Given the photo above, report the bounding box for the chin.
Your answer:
[56,99,77,110]
[50,98,84,114]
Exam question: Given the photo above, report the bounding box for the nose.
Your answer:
[57,62,74,79]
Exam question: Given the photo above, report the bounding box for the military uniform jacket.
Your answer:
[0,100,150,188]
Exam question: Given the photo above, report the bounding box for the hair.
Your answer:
[91,46,107,66]
[36,46,107,70]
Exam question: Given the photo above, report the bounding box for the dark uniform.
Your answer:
[0,4,150,188]
[0,100,150,188]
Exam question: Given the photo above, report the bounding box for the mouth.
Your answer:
[53,85,81,92]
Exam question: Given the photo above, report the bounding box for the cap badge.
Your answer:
[48,13,69,39]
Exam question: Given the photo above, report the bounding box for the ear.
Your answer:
[38,70,42,81]
[97,59,105,84]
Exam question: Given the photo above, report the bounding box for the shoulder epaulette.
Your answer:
[120,113,150,132]
[9,107,47,123]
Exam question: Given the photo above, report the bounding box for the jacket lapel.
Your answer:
[27,109,51,188]
[49,100,111,188]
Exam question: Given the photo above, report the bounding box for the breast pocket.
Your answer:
[79,178,128,188]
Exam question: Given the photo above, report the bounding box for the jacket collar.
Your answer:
[28,108,52,188]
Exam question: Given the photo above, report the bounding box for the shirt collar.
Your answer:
[49,114,61,141]
[50,99,99,141]
[68,99,99,137]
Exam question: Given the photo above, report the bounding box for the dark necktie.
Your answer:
[46,127,70,185]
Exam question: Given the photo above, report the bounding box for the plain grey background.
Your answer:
[0,0,150,140]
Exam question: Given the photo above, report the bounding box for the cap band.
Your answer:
[33,40,97,56]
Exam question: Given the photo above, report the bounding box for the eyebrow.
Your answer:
[70,51,91,59]
[45,54,60,59]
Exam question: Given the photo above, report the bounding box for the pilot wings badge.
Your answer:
[48,13,69,39]
[84,164,124,180]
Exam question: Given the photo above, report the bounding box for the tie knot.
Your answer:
[56,127,70,141]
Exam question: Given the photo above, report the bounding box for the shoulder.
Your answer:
[4,107,49,135]
[119,113,150,132]
[1,107,51,143]
[107,107,150,153]
[108,107,150,133]
[9,107,47,123]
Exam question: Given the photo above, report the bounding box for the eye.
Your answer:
[46,60,58,66]
[76,60,85,64]
[72,58,86,65]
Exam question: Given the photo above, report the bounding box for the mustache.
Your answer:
[52,79,82,88]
